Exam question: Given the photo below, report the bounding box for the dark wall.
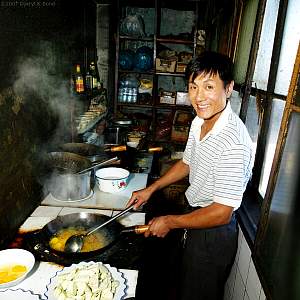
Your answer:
[0,0,96,246]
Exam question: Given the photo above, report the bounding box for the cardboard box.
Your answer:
[176,62,187,73]
[160,159,187,205]
[162,183,187,206]
[171,125,190,142]
[156,58,177,73]
[176,92,190,106]
[160,91,176,104]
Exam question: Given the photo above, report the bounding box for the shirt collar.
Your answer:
[194,102,232,136]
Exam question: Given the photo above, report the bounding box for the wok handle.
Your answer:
[148,147,163,153]
[107,145,127,152]
[122,225,150,234]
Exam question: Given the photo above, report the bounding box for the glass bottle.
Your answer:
[89,61,100,91]
[74,64,84,93]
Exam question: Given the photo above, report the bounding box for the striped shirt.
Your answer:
[183,103,254,209]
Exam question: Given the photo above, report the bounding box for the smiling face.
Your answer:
[188,71,234,125]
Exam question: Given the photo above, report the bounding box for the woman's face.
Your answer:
[188,72,233,123]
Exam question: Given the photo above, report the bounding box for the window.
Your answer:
[234,0,300,298]
[237,0,300,204]
[258,98,285,197]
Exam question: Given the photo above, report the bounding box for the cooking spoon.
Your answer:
[77,156,118,174]
[64,203,136,253]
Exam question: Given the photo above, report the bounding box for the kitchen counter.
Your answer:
[1,172,149,299]
[42,173,148,211]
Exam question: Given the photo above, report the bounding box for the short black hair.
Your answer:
[185,51,234,87]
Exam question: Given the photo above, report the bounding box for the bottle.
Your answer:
[74,64,84,93]
[89,61,100,91]
[85,70,93,93]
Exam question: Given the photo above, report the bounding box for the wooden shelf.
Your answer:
[115,0,198,145]
[157,37,194,45]
[119,35,154,42]
[156,71,186,77]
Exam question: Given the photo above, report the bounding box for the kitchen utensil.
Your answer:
[0,249,35,289]
[64,204,135,253]
[77,156,118,174]
[45,153,119,201]
[44,262,127,300]
[47,152,91,174]
[95,167,130,193]
[26,213,147,263]
[60,143,127,156]
[121,225,149,234]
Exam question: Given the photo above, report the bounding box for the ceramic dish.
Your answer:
[0,249,35,289]
[95,167,130,193]
[0,288,41,300]
[44,261,127,300]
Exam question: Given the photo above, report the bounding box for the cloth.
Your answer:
[183,102,254,209]
[180,209,238,300]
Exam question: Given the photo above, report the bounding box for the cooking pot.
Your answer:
[105,118,132,145]
[35,212,147,259]
[44,152,115,201]
[42,213,122,258]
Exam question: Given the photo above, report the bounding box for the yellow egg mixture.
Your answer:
[0,264,27,284]
[49,227,106,252]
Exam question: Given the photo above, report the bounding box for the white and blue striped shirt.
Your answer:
[183,103,254,209]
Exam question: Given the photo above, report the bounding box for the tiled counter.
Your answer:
[42,173,148,210]
[1,205,145,299]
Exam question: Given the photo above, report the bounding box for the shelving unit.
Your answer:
[114,0,201,146]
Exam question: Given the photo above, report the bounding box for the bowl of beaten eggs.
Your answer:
[0,248,35,289]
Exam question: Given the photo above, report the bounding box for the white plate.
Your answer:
[0,289,41,300]
[44,261,127,300]
[0,249,35,289]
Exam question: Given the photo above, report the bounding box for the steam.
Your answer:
[11,41,86,199]
[13,42,84,148]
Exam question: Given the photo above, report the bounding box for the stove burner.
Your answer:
[49,190,94,203]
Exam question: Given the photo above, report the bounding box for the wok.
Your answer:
[60,143,127,156]
[38,212,146,259]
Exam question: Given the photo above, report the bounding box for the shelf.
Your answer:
[155,104,191,110]
[156,72,186,77]
[117,103,153,108]
[115,0,198,145]
[119,35,154,42]
[119,69,155,75]
[157,37,194,45]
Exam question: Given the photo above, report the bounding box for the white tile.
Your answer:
[259,287,266,300]
[238,225,243,255]
[31,206,62,217]
[244,291,250,300]
[114,211,146,226]
[237,234,251,285]
[224,284,232,300]
[58,208,145,226]
[232,268,245,300]
[19,216,54,231]
[246,259,261,300]
[59,207,114,217]
[226,260,238,297]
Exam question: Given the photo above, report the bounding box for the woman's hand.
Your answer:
[145,216,172,238]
